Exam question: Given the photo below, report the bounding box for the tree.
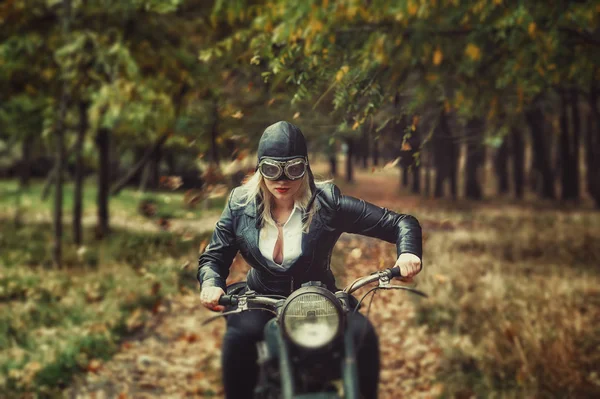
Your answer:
[203,0,599,202]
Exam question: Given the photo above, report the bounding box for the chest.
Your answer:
[233,209,337,275]
[258,215,303,268]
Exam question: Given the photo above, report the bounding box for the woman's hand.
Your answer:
[200,287,226,312]
[394,253,422,280]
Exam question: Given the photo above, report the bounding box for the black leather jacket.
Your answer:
[197,183,422,296]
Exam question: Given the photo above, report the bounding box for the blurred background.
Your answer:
[1,0,599,398]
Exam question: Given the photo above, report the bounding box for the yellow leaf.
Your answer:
[265,20,273,33]
[433,48,443,65]
[444,100,452,113]
[335,65,350,81]
[407,1,418,16]
[293,112,300,119]
[528,22,536,37]
[465,43,481,61]
[352,121,360,130]
[536,65,545,77]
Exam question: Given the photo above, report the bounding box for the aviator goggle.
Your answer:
[258,157,308,181]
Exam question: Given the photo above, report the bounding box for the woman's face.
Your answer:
[263,176,303,204]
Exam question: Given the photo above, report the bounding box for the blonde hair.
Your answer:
[234,170,329,233]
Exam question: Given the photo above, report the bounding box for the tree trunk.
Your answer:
[587,83,600,207]
[559,89,579,200]
[139,163,150,192]
[526,107,555,199]
[510,127,525,199]
[41,144,76,200]
[329,154,337,177]
[494,138,509,194]
[53,0,71,268]
[96,128,110,239]
[569,89,581,199]
[149,145,162,189]
[411,164,421,194]
[19,136,33,188]
[345,138,354,183]
[401,167,409,187]
[464,119,483,200]
[424,164,431,197]
[53,101,67,268]
[210,100,220,165]
[372,139,380,166]
[73,101,88,246]
[110,133,170,195]
[433,110,457,199]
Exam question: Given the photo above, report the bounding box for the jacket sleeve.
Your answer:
[197,189,239,291]
[330,184,422,260]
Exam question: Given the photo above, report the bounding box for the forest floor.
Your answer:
[3,165,599,398]
[64,168,446,399]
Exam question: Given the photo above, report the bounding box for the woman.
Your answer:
[198,121,422,398]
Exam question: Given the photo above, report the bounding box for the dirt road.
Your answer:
[67,168,442,399]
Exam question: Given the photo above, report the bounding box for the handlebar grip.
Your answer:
[389,266,403,278]
[218,295,238,307]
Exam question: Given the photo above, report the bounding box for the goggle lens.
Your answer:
[285,161,306,179]
[260,163,282,179]
[259,158,307,180]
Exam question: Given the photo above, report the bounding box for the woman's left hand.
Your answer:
[394,253,422,280]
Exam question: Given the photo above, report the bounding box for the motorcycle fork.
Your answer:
[261,319,296,398]
[261,319,360,399]
[341,326,359,399]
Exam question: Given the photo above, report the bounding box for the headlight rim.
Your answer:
[280,285,344,350]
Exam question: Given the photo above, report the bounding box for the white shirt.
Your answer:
[258,205,303,271]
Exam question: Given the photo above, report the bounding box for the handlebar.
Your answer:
[343,267,402,294]
[218,266,416,307]
[390,266,403,278]
[218,294,281,307]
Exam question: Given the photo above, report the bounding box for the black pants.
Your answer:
[222,309,380,399]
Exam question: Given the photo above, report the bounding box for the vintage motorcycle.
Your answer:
[203,267,427,399]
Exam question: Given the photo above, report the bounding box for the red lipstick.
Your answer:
[275,188,290,194]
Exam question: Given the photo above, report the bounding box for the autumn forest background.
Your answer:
[1,0,599,398]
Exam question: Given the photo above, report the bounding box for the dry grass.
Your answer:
[415,208,600,398]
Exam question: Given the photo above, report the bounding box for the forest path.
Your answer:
[67,167,443,399]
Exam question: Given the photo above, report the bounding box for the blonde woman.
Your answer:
[198,121,422,398]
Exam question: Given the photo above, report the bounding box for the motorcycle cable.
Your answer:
[354,286,379,352]
[201,307,278,326]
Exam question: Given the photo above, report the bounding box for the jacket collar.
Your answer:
[243,198,303,219]
[244,198,258,218]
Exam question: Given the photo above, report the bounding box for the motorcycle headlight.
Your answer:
[281,287,342,349]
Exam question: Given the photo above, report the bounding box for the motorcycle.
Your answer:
[203,267,428,399]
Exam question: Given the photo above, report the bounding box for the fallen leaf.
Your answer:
[384,157,400,169]
[87,359,102,373]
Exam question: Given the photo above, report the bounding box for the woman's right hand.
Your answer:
[200,287,226,312]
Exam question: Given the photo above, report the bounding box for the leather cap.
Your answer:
[257,121,308,162]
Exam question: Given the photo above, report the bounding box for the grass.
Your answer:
[0,220,209,397]
[0,179,221,397]
[411,206,600,398]
[0,178,225,224]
